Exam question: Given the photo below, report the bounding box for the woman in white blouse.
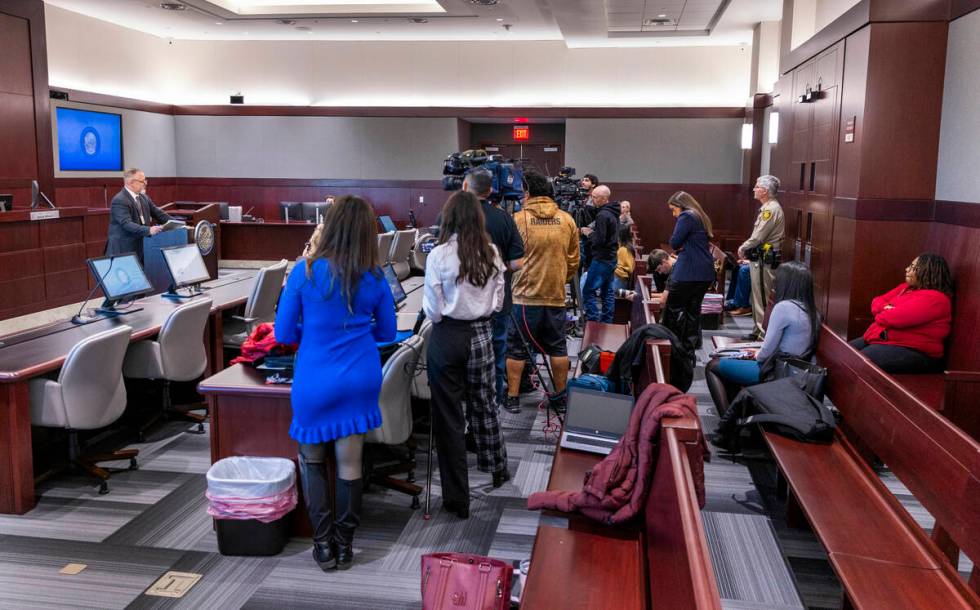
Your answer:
[423,190,508,519]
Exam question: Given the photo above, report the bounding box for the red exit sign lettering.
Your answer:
[513,126,530,141]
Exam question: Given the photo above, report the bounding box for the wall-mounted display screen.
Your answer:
[56,107,124,171]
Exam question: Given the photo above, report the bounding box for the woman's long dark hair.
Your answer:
[668,191,714,238]
[306,195,380,310]
[618,224,635,258]
[774,261,820,343]
[438,191,499,288]
[912,253,954,297]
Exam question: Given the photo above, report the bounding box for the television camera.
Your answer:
[441,149,524,203]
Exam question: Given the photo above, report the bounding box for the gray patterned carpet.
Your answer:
[1,312,966,609]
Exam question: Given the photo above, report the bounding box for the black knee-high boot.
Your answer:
[298,453,337,571]
[334,478,362,570]
[705,359,739,417]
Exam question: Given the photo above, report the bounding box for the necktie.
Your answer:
[134,194,146,224]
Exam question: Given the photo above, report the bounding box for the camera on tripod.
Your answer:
[441,149,524,204]
[551,166,589,213]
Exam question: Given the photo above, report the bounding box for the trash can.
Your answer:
[207,456,297,556]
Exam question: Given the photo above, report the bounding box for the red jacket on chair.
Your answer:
[862,283,952,359]
[527,383,707,525]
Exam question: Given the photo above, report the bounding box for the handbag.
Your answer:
[768,356,827,401]
[421,552,512,610]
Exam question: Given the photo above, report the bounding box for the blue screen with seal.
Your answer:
[91,254,152,299]
[56,107,124,171]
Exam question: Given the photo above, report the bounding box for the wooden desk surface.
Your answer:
[0,270,257,381]
[198,363,290,398]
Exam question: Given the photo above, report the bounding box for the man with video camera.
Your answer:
[505,171,579,413]
[580,185,621,323]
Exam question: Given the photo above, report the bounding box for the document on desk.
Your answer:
[162,219,187,232]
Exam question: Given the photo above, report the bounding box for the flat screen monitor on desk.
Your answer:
[383,264,407,309]
[87,253,152,315]
[379,215,397,233]
[301,202,330,224]
[280,202,303,222]
[161,243,211,298]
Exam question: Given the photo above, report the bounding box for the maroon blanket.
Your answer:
[527,383,707,525]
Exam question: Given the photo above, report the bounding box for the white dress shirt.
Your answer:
[423,235,505,323]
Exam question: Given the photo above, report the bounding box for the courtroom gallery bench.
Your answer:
[522,321,721,610]
[713,325,980,608]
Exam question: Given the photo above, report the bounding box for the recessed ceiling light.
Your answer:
[496,18,503,21]
[658,14,666,18]
[215,22,222,25]
[351,19,359,23]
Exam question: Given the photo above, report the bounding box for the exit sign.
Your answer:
[513,125,530,141]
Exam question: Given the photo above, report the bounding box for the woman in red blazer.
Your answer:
[850,253,953,373]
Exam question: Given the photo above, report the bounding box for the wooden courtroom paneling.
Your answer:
[952,0,980,19]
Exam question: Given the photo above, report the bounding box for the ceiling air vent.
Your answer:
[277,19,297,25]
[160,2,186,10]
[643,17,674,26]
[469,0,499,6]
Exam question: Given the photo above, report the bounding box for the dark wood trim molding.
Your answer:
[951,0,980,19]
[176,177,442,189]
[54,176,177,188]
[52,88,175,115]
[832,197,936,221]
[935,200,980,229]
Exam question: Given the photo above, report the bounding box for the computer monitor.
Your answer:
[279,201,303,222]
[379,215,397,233]
[383,264,406,308]
[161,243,211,297]
[301,202,330,223]
[0,194,11,212]
[87,253,153,313]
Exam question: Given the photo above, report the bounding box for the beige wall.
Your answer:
[51,100,177,178]
[565,118,743,183]
[936,9,980,204]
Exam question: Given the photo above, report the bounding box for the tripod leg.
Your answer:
[423,406,434,521]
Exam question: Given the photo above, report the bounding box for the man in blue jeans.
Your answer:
[461,171,524,410]
[581,185,621,323]
[724,262,753,316]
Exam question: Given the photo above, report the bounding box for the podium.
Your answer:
[143,229,189,294]
[160,202,222,281]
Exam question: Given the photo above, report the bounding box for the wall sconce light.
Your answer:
[769,112,779,144]
[741,123,753,150]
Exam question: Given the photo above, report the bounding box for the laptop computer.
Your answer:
[383,264,407,310]
[559,387,635,455]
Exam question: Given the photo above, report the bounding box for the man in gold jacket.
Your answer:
[504,171,580,413]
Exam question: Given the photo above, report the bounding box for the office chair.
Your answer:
[377,231,395,268]
[364,334,423,508]
[389,229,418,280]
[410,233,437,273]
[410,319,433,401]
[124,298,213,437]
[222,259,288,349]
[29,325,137,495]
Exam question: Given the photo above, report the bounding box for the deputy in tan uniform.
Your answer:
[737,175,785,340]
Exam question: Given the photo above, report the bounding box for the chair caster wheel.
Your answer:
[98,482,109,495]
[411,496,420,510]
[129,458,139,471]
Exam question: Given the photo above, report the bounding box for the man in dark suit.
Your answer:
[106,168,173,261]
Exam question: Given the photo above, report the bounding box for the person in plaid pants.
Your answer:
[424,191,509,520]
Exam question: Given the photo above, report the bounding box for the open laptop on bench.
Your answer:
[560,387,635,455]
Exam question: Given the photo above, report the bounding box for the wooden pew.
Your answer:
[523,321,720,609]
[760,325,980,608]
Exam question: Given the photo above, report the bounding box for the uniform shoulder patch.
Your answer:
[761,210,772,221]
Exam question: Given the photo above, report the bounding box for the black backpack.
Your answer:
[712,377,836,454]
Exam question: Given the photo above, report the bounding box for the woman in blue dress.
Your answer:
[275,195,396,571]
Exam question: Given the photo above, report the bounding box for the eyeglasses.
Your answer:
[132,178,147,185]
